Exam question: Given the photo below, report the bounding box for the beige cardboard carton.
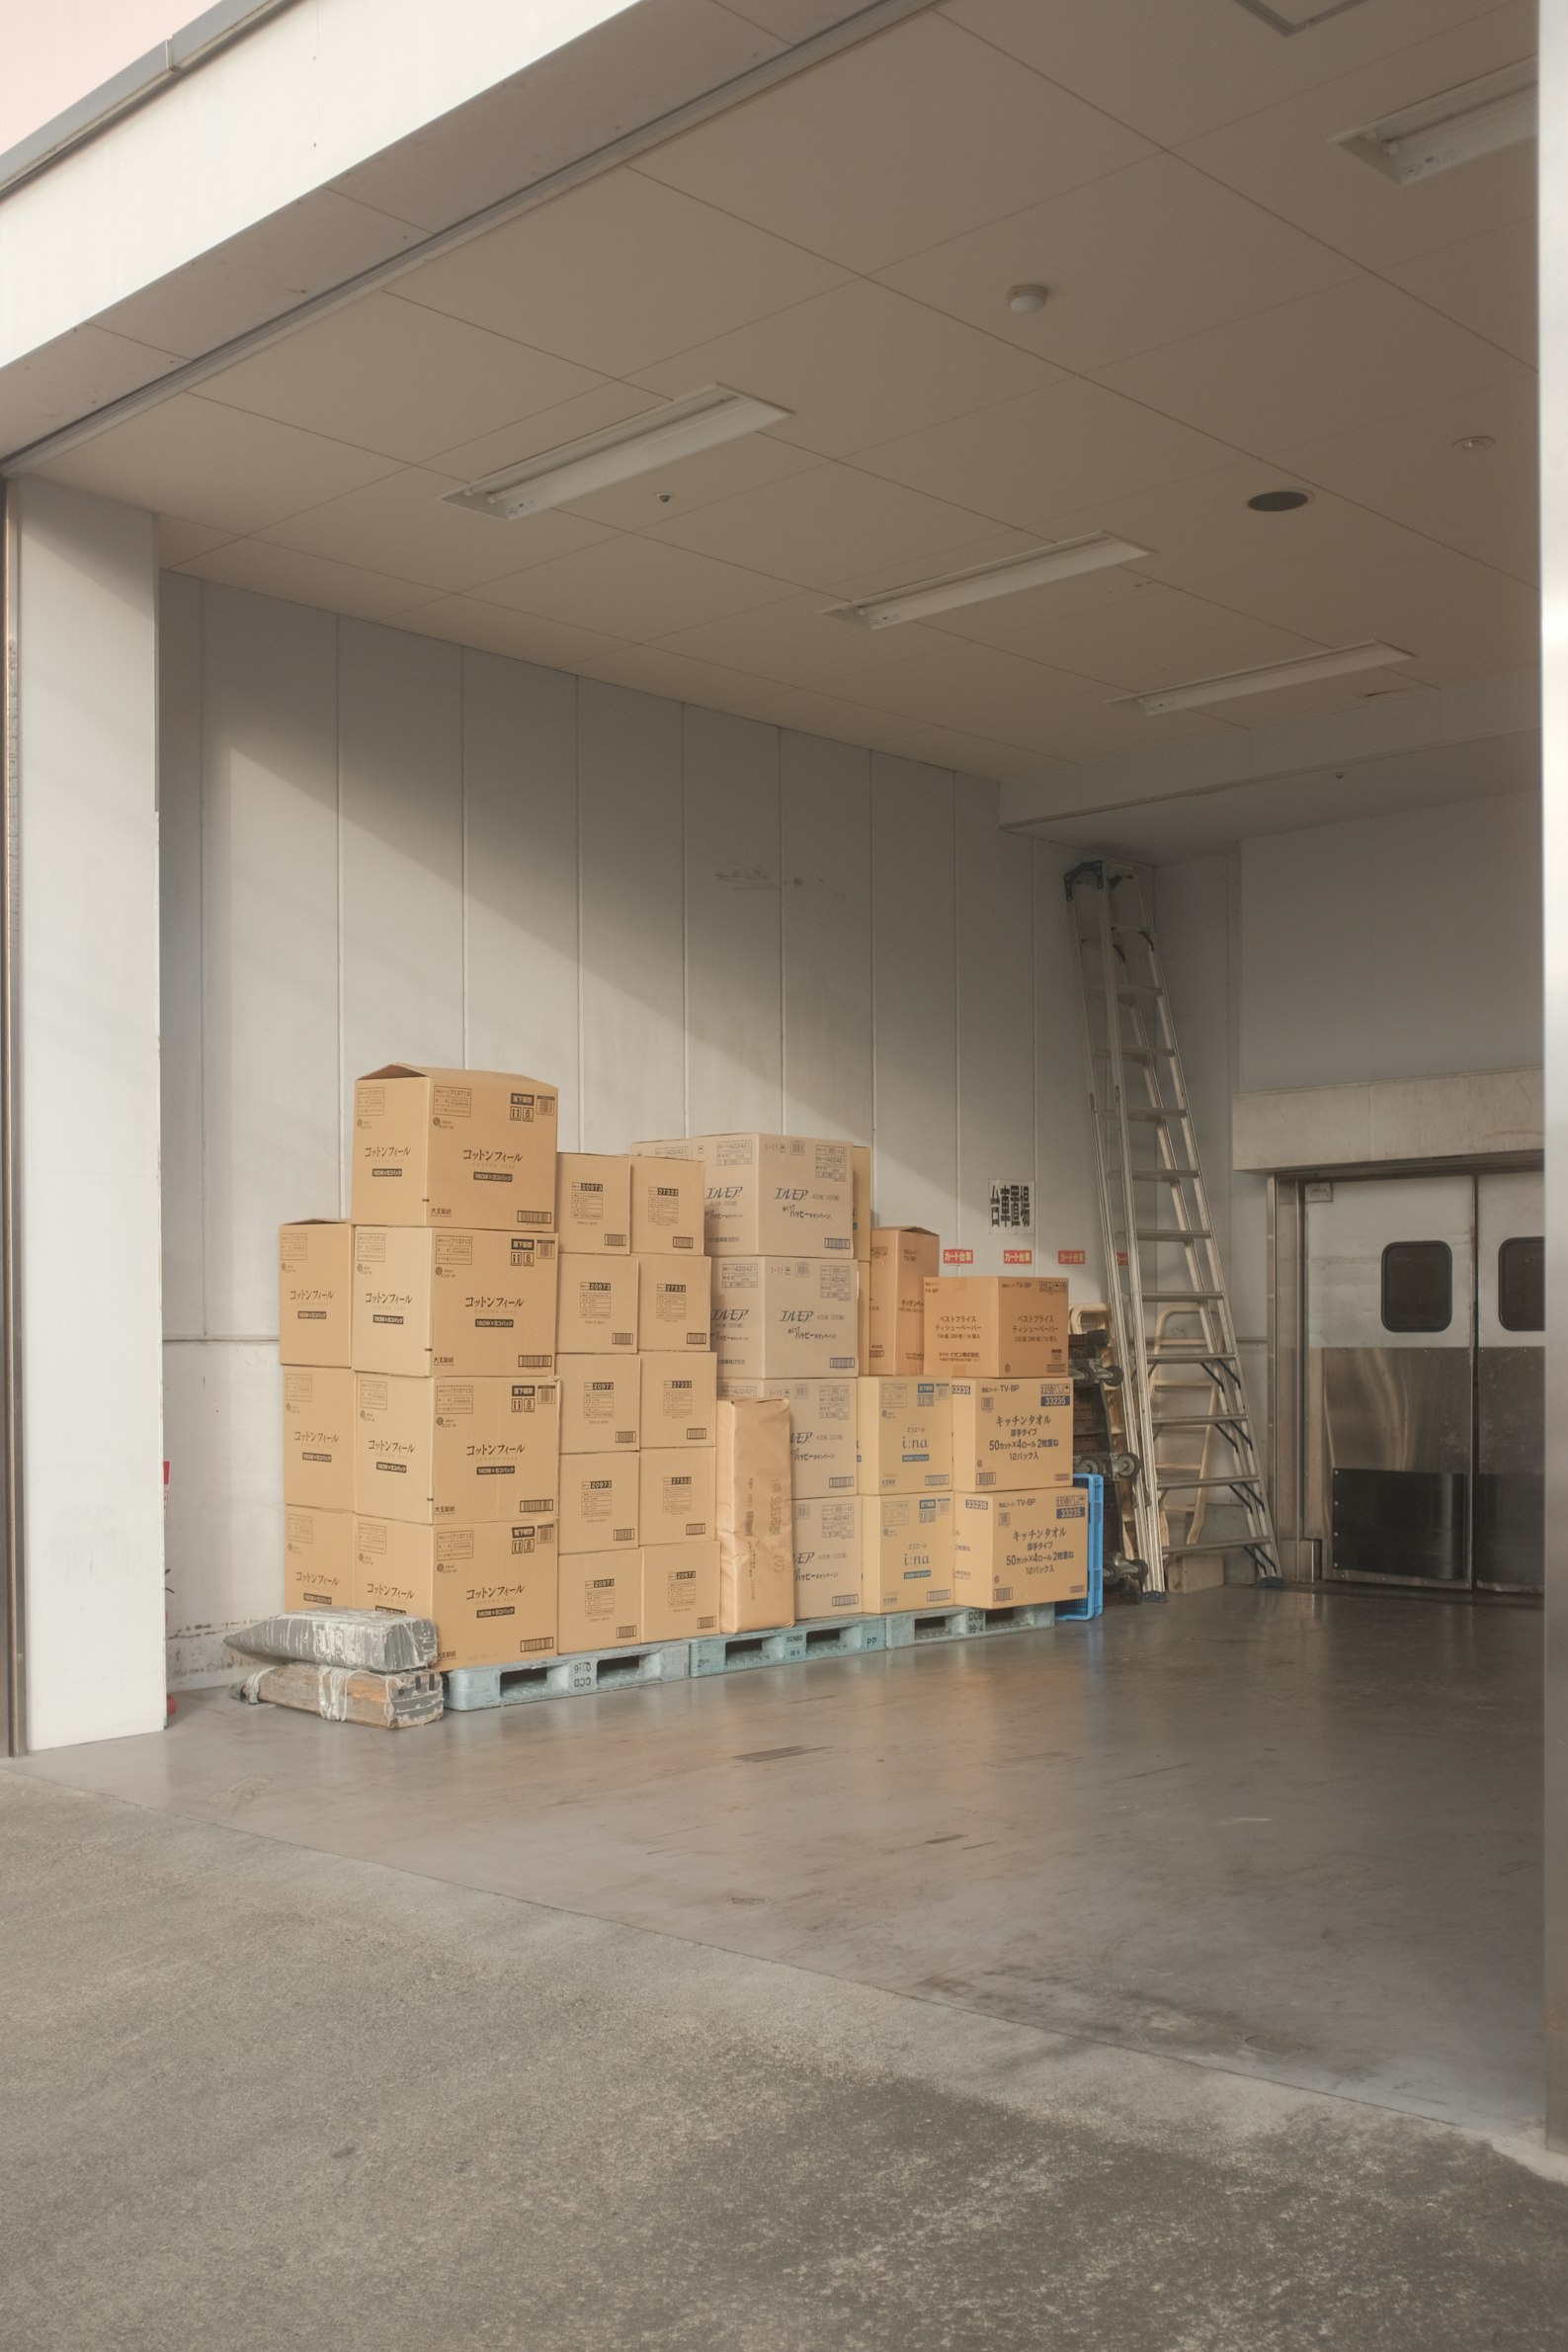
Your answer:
[353,1373,559,1525]
[636,1254,711,1353]
[862,1494,954,1613]
[791,1496,862,1621]
[639,1447,716,1545]
[852,1145,871,1264]
[640,1540,721,1642]
[558,1552,642,1652]
[556,1252,638,1355]
[355,1516,558,1670]
[712,1256,858,1385]
[284,1506,355,1610]
[949,1378,1073,1491]
[351,1227,557,1378]
[640,1351,718,1450]
[923,1275,1070,1378]
[721,1375,857,1498]
[558,1355,640,1455]
[868,1227,940,1376]
[279,1221,353,1368]
[951,1488,1089,1608]
[629,1156,704,1255]
[351,1064,556,1230]
[558,1450,639,1555]
[283,1367,356,1512]
[632,1134,853,1258]
[554,1152,631,1252]
[716,1396,793,1633]
[857,1266,869,1373]
[856,1376,952,1495]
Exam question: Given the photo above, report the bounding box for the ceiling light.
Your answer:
[1332,59,1535,185]
[824,534,1152,630]
[1008,284,1049,314]
[1122,642,1412,716]
[445,384,791,520]
[1248,488,1311,512]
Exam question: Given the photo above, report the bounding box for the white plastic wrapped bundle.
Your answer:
[232,1660,443,1727]
[227,1608,437,1672]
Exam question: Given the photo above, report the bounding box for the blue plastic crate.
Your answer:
[1056,1472,1105,1621]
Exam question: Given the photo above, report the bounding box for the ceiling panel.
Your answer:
[256,464,619,592]
[427,382,663,485]
[173,537,433,622]
[390,597,627,670]
[927,574,1325,688]
[1384,216,1537,364]
[469,535,796,638]
[561,431,821,532]
[633,11,1152,273]
[1202,668,1431,727]
[157,516,233,566]
[644,462,1001,589]
[2,324,186,461]
[644,590,952,688]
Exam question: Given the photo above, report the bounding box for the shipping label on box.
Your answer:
[640,1351,718,1450]
[558,1552,641,1652]
[633,1134,852,1257]
[353,1373,559,1525]
[284,1506,355,1610]
[922,1275,1070,1378]
[867,1227,940,1375]
[639,1446,716,1545]
[716,1396,793,1633]
[351,1064,557,1231]
[712,1256,859,1384]
[554,1152,631,1252]
[629,1156,704,1255]
[279,1221,353,1368]
[722,1375,857,1497]
[284,1367,356,1512]
[352,1227,558,1378]
[637,1254,711,1352]
[556,1252,638,1355]
[558,1450,639,1554]
[355,1516,558,1671]
[857,1377,952,1494]
[863,1493,954,1613]
[851,1144,871,1264]
[949,1379,1074,1490]
[951,1488,1089,1608]
[791,1495,862,1620]
[558,1355,640,1455]
[640,1539,720,1642]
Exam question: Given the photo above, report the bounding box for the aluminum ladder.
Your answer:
[1064,859,1280,1595]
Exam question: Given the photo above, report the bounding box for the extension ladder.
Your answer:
[1065,860,1280,1595]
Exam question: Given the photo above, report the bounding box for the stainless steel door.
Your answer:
[1475,1171,1544,1592]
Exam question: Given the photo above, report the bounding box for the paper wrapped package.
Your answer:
[227,1608,437,1673]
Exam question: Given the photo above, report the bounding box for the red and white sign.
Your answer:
[1003,1248,1033,1266]
[1057,1249,1086,1266]
[943,1247,973,1265]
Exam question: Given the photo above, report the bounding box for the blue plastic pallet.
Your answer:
[689,1613,888,1677]
[1055,1472,1105,1621]
[445,1639,691,1712]
[884,1599,1056,1648]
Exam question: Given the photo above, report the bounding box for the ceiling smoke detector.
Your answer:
[1007,285,1049,314]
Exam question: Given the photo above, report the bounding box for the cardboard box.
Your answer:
[716,1396,793,1633]
[284,1506,355,1610]
[951,1487,1089,1608]
[558,1552,641,1652]
[923,1275,1070,1379]
[629,1156,704,1255]
[558,1450,639,1554]
[868,1227,941,1376]
[632,1134,853,1258]
[353,1373,559,1525]
[283,1367,356,1511]
[712,1256,859,1385]
[351,1227,557,1378]
[791,1496,862,1620]
[351,1064,557,1230]
[862,1494,954,1613]
[949,1378,1074,1491]
[640,1539,720,1641]
[558,1354,640,1455]
[556,1252,638,1355]
[554,1152,630,1252]
[639,1447,716,1545]
[354,1516,558,1670]
[852,1145,871,1264]
[636,1254,711,1353]
[640,1351,718,1450]
[721,1375,857,1497]
[857,1267,869,1374]
[857,1376,952,1495]
[279,1221,353,1367]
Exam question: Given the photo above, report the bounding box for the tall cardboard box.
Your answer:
[640,1540,720,1641]
[554,1152,631,1252]
[355,1517,558,1670]
[791,1496,862,1621]
[639,1448,716,1545]
[867,1227,940,1375]
[556,1253,638,1354]
[351,1064,557,1230]
[640,1351,718,1450]
[949,1378,1074,1491]
[712,1257,858,1385]
[856,1266,869,1374]
[951,1488,1089,1608]
[851,1145,871,1264]
[856,1377,952,1495]
[283,1368,356,1511]
[353,1373,559,1524]
[923,1275,1070,1378]
[558,1355,640,1454]
[279,1221,353,1367]
[558,1552,642,1651]
[284,1506,355,1610]
[722,1375,856,1497]
[636,1255,711,1353]
[351,1228,557,1377]
[862,1494,954,1614]
[629,1156,703,1255]
[558,1451,639,1554]
[716,1396,793,1633]
[631,1134,853,1258]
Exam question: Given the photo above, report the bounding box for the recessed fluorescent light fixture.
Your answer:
[1332,59,1535,185]
[446,383,791,520]
[824,534,1152,630]
[1122,641,1412,716]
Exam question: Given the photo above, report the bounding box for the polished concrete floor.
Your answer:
[5,1587,1562,2346]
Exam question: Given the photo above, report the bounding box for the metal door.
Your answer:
[1475,1171,1544,1591]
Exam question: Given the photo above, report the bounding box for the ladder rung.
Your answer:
[1130,1168,1199,1181]
[1159,1474,1263,1493]
[1136,1228,1211,1242]
[1162,1541,1277,1558]
[1126,1109,1181,1123]
[1148,1349,1242,1366]
[1153,1415,1253,1431]
[1140,1290,1224,1302]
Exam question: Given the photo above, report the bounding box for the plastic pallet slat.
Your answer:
[884,1600,1056,1648]
[689,1614,887,1678]
[444,1640,691,1713]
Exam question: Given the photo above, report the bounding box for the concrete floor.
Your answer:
[5,1586,1565,2346]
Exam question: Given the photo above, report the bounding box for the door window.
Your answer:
[1380,1240,1452,1334]
[1497,1235,1544,1333]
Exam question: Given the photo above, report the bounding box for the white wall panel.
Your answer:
[1032,843,1104,1305]
[781,729,872,1150]
[578,679,686,1150]
[955,773,1033,1267]
[872,753,956,1237]
[684,705,782,1137]
[462,650,581,1140]
[158,569,205,1339]
[163,1340,283,1685]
